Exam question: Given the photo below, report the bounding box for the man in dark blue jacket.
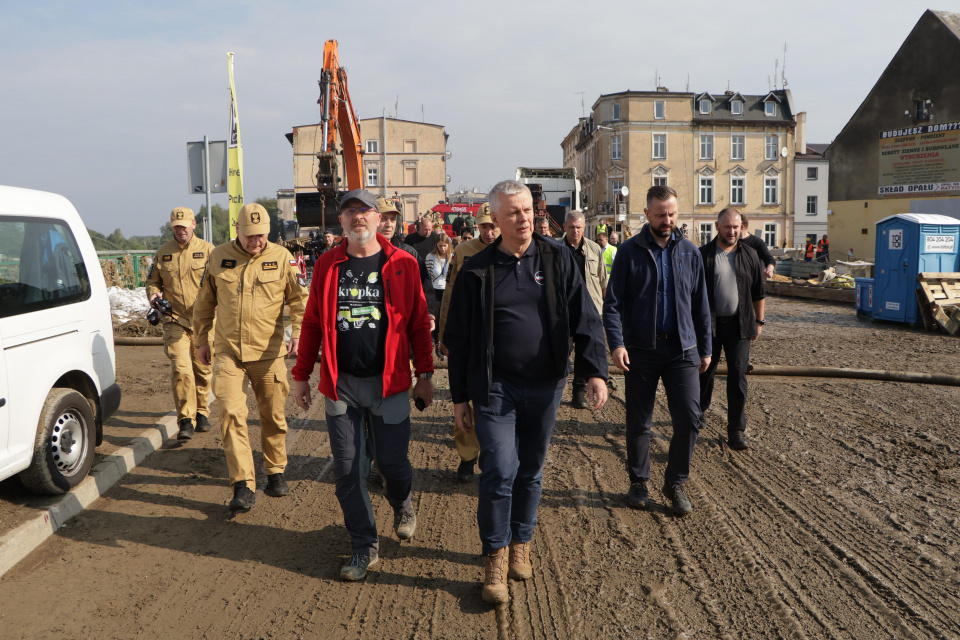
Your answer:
[603,185,712,516]
[445,180,608,605]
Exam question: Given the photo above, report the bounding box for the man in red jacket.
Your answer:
[292,189,434,582]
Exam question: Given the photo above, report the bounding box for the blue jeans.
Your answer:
[325,373,413,555]
[474,376,565,555]
[624,339,702,486]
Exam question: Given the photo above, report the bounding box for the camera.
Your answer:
[147,298,173,326]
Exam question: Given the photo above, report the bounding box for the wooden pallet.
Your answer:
[917,273,960,335]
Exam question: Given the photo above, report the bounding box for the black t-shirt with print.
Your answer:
[336,253,387,377]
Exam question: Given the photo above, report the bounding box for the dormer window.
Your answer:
[765,101,776,116]
[731,100,743,115]
[699,98,712,115]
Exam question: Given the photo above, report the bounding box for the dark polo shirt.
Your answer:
[491,241,553,383]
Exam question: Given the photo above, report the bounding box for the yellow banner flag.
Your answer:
[227,52,244,240]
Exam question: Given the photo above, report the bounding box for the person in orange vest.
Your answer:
[816,235,829,262]
[804,239,816,262]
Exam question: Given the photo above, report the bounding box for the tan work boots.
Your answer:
[508,541,532,580]
[482,547,509,604]
[482,542,534,604]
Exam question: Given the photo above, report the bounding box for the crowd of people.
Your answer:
[145,182,771,605]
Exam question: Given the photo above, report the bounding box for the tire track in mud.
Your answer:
[718,435,955,638]
[747,383,960,638]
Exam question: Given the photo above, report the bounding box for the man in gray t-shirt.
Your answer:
[698,208,766,451]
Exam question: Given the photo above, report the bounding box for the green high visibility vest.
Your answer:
[602,244,617,275]
[596,223,608,236]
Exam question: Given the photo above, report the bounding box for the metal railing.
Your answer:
[97,251,155,289]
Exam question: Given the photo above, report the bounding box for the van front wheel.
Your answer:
[20,389,96,495]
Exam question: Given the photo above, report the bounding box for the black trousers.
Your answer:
[699,316,751,436]
[623,340,702,486]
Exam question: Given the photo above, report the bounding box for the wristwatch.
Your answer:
[418,372,433,381]
[757,319,766,325]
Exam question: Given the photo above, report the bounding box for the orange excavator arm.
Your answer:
[319,40,363,191]
[301,39,364,228]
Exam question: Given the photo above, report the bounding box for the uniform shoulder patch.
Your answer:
[221,259,237,268]
[262,261,278,270]
[289,259,298,267]
[161,254,173,262]
[193,252,205,259]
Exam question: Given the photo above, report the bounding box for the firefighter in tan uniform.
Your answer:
[146,207,214,440]
[194,203,306,513]
[438,204,499,483]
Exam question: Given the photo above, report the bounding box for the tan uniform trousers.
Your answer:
[162,322,212,422]
[455,403,480,463]
[213,352,289,486]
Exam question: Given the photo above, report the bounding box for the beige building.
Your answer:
[562,89,801,248]
[289,117,448,227]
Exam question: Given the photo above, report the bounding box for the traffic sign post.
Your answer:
[187,138,227,242]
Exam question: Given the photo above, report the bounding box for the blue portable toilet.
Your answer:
[874,214,960,324]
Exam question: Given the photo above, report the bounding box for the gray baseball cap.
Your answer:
[340,189,378,212]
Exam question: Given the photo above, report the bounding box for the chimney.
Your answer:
[795,111,807,154]
[656,86,670,92]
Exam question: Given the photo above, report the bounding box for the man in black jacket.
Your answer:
[699,208,765,450]
[444,180,608,605]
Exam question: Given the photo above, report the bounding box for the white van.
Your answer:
[0,186,121,494]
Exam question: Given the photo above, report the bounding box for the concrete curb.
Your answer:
[0,412,178,578]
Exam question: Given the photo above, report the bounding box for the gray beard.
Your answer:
[347,228,375,244]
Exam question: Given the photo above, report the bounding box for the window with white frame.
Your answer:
[764,176,779,204]
[699,99,712,115]
[652,133,666,159]
[612,102,621,121]
[765,101,776,116]
[764,223,778,246]
[365,140,379,153]
[699,222,715,245]
[700,134,713,160]
[807,195,818,215]
[765,135,779,160]
[699,175,714,204]
[654,176,668,187]
[654,100,665,119]
[807,166,818,180]
[366,166,379,186]
[610,179,624,207]
[731,100,743,115]
[730,135,745,160]
[730,177,744,205]
[611,134,622,160]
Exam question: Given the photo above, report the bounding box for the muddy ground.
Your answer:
[1,296,959,639]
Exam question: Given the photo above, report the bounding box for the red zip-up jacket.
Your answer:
[292,233,433,400]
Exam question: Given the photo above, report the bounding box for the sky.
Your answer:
[0,0,946,237]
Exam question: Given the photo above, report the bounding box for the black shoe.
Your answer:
[626,480,649,509]
[457,457,477,483]
[662,483,692,516]
[195,413,212,433]
[572,388,589,409]
[340,551,379,581]
[264,473,289,497]
[229,481,256,513]
[728,431,749,450]
[394,505,417,540]
[177,418,194,440]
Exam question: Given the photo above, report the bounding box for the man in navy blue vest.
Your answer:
[603,185,712,516]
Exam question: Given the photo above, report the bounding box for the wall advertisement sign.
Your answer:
[878,121,960,198]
